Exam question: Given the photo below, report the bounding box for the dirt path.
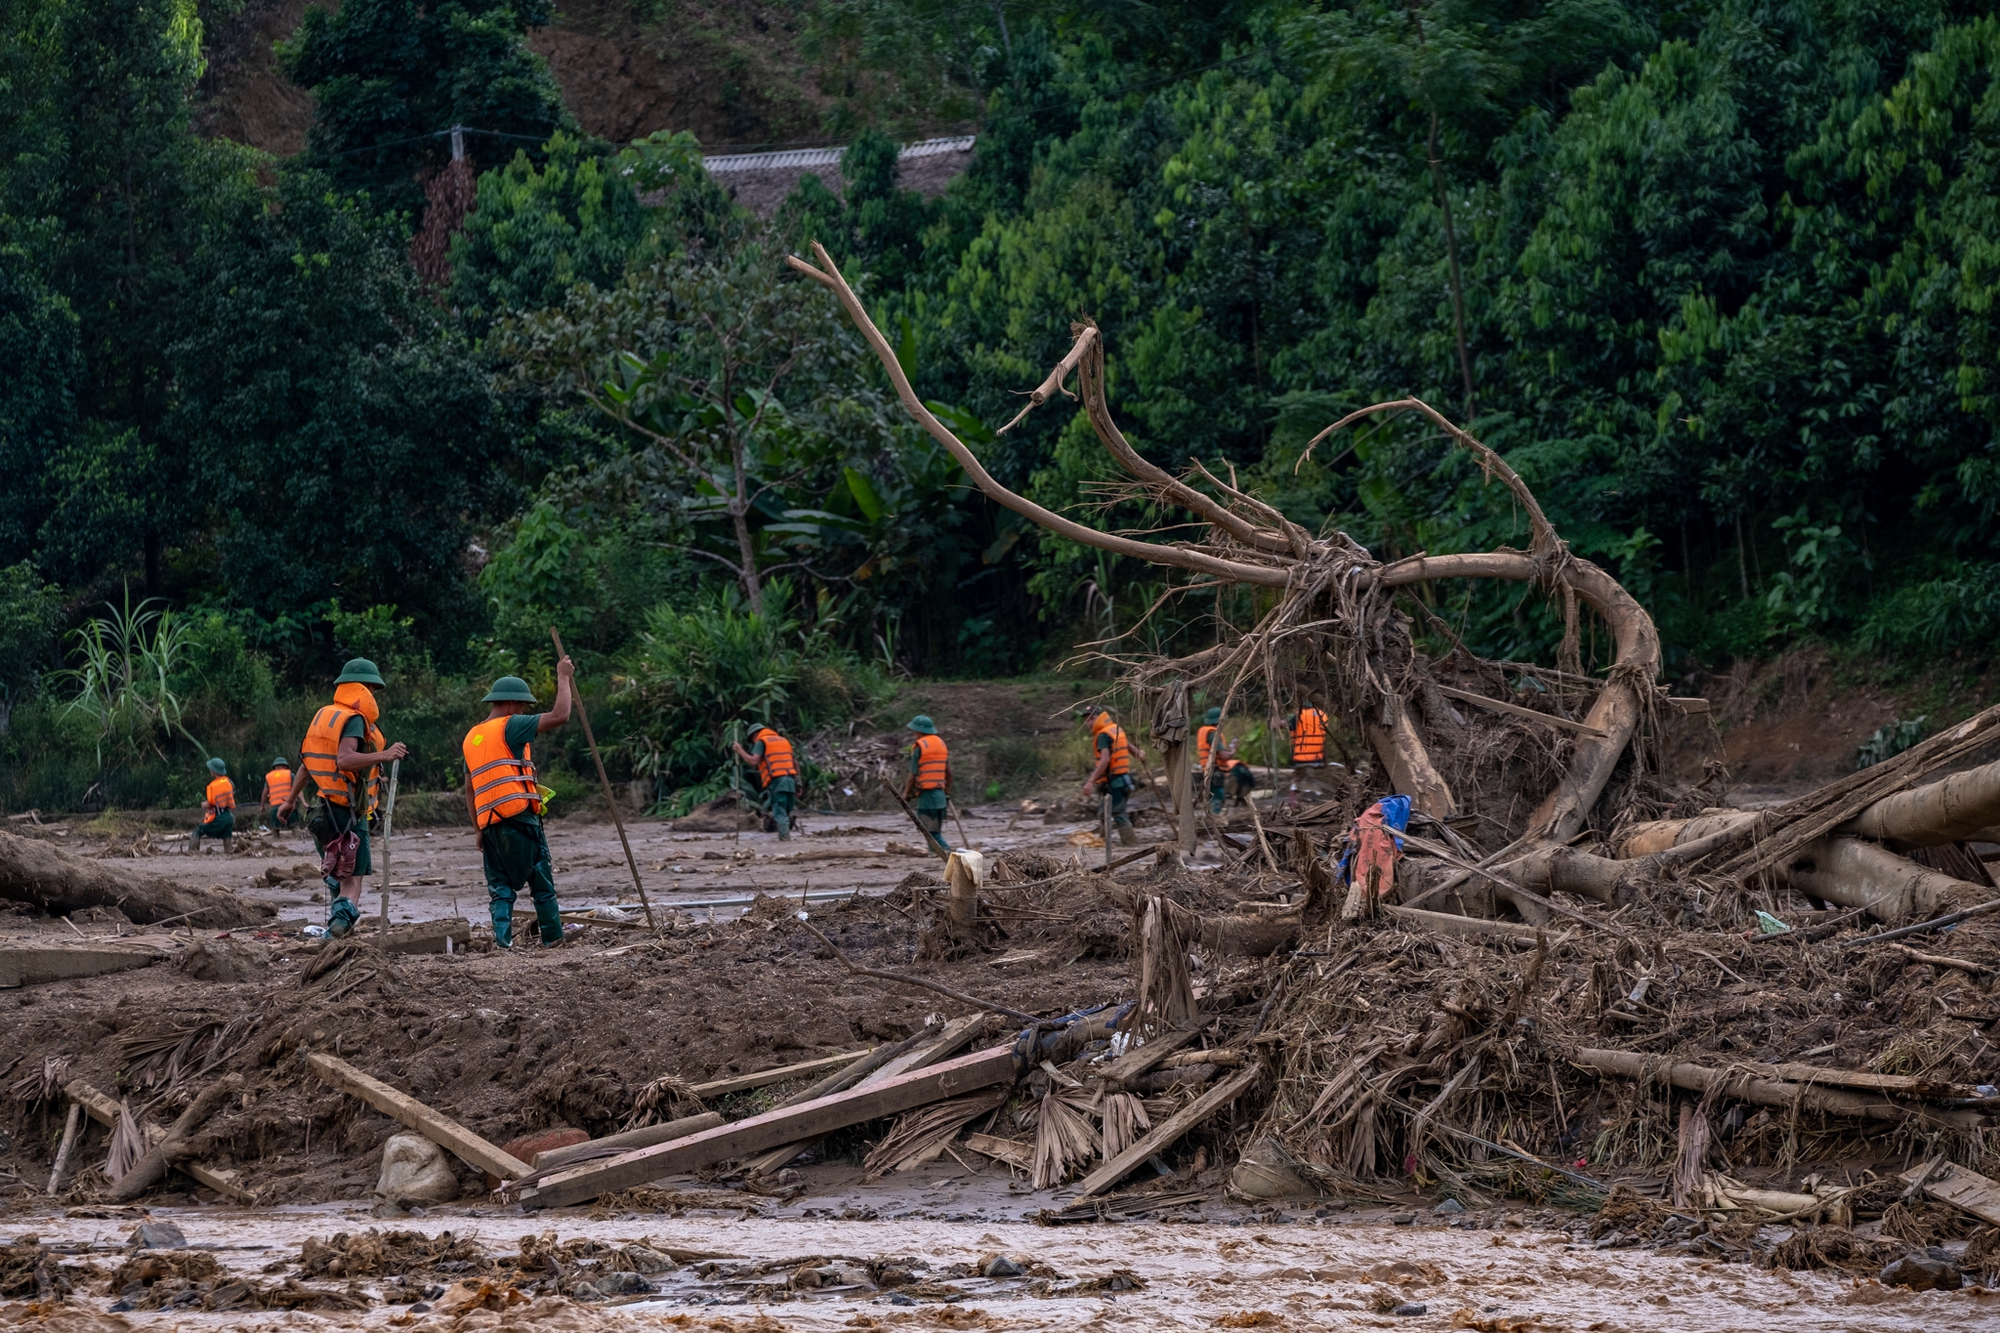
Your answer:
[5,1199,1989,1330]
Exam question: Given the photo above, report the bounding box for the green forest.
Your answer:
[2,0,1997,812]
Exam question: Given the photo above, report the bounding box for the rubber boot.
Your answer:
[489,885,516,948]
[1117,824,1138,847]
[533,890,564,947]
[327,895,361,938]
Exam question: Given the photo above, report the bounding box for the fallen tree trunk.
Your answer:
[1385,906,1541,944]
[108,1074,242,1202]
[0,829,273,927]
[1508,843,1641,904]
[1614,812,1758,859]
[1840,753,2000,847]
[1365,697,1456,818]
[1572,1049,1989,1129]
[1781,836,1990,922]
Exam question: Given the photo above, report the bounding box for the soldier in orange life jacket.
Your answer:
[192,757,235,852]
[731,722,799,840]
[1077,707,1144,845]
[462,660,573,948]
[1284,699,1331,807]
[260,755,300,832]
[278,658,410,938]
[900,714,953,855]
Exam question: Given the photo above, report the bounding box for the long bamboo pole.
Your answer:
[550,629,656,931]
[377,759,399,938]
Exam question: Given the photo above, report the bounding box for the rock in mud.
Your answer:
[129,1222,187,1250]
[595,1271,650,1295]
[1880,1252,1962,1290]
[376,1132,460,1206]
[176,936,270,982]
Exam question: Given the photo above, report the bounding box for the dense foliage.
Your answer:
[3,0,1999,811]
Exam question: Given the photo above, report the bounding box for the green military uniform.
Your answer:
[907,715,951,855]
[478,702,561,949]
[744,734,798,840]
[1093,725,1137,844]
[193,756,234,848]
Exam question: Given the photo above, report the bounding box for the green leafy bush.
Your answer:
[617,578,884,808]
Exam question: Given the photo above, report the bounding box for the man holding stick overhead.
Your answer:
[462,660,573,949]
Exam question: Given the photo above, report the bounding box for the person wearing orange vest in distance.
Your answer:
[1285,700,1331,806]
[731,723,799,840]
[1077,707,1144,845]
[278,658,409,938]
[260,756,301,832]
[901,715,952,855]
[192,757,235,852]
[462,661,573,949]
[1195,707,1255,813]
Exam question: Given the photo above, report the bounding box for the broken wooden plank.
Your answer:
[962,1131,1034,1171]
[1901,1159,2000,1226]
[529,1111,725,1173]
[0,942,163,988]
[1074,1064,1260,1197]
[1433,684,1608,738]
[305,1051,531,1181]
[64,1080,254,1203]
[1092,1027,1200,1087]
[688,1048,874,1099]
[746,1013,986,1177]
[519,1043,1021,1209]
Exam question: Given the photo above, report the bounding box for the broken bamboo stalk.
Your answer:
[1571,1050,1989,1129]
[1073,1064,1260,1196]
[46,1102,81,1196]
[520,1043,1022,1209]
[108,1074,243,1202]
[1385,906,1541,945]
[306,1051,531,1181]
[1838,896,2000,950]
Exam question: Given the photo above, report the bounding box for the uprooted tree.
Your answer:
[787,241,2000,929]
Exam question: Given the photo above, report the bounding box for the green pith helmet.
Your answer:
[272,757,290,770]
[334,658,385,686]
[1205,707,1222,725]
[906,714,937,734]
[206,757,227,775]
[482,675,538,703]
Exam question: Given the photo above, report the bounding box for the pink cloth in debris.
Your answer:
[1352,802,1402,898]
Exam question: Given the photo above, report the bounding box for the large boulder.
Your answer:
[375,1133,459,1206]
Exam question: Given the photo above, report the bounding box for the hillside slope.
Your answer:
[196,0,832,158]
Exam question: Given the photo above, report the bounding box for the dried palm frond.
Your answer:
[9,1056,70,1109]
[1134,896,1196,1035]
[863,1089,1007,1177]
[1032,1091,1099,1190]
[1099,1092,1151,1161]
[104,1102,146,1182]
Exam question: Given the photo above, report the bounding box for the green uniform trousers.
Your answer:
[482,812,561,948]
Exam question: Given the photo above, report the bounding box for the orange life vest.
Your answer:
[1292,707,1328,764]
[1093,721,1131,778]
[462,716,539,828]
[912,733,949,789]
[752,728,797,786]
[1197,724,1221,769]
[301,703,385,810]
[264,766,293,805]
[204,776,235,812]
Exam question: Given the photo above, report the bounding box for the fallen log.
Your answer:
[1900,1158,2000,1226]
[108,1074,242,1202]
[1782,836,1990,922]
[1385,906,1540,945]
[519,1043,1022,1209]
[305,1051,531,1181]
[64,1080,253,1202]
[1073,1064,1261,1197]
[46,1102,82,1196]
[0,829,274,927]
[1843,753,2000,848]
[1571,1050,1989,1129]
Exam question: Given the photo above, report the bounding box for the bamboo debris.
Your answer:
[1571,1050,1988,1129]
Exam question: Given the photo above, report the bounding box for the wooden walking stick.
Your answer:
[946,796,974,852]
[883,778,949,860]
[377,758,400,937]
[1101,790,1112,868]
[550,629,657,931]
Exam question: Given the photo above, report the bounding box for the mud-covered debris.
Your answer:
[1880,1250,1963,1290]
[299,1229,490,1278]
[126,1222,186,1250]
[0,1238,71,1301]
